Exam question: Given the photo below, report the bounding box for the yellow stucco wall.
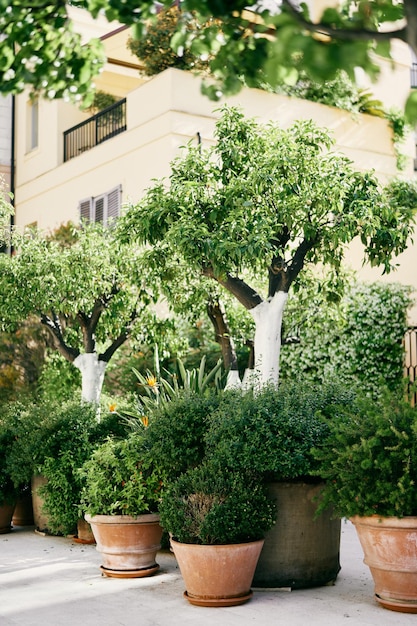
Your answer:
[14,68,409,227]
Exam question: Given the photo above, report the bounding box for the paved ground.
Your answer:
[0,519,414,626]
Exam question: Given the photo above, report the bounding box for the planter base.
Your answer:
[100,564,160,579]
[184,590,253,607]
[376,595,417,614]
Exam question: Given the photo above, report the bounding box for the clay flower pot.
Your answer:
[85,513,163,578]
[73,518,96,544]
[0,502,16,534]
[351,515,417,613]
[170,538,264,607]
[12,491,34,527]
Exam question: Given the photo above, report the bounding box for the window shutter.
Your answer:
[107,185,121,223]
[78,185,121,227]
[79,198,92,223]
[94,196,105,223]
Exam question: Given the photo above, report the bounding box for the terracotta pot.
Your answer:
[170,538,264,607]
[85,513,163,578]
[31,474,60,534]
[12,490,34,526]
[351,515,417,613]
[253,481,341,589]
[0,502,16,534]
[73,518,96,544]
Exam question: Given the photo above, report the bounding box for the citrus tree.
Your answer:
[0,221,159,404]
[119,106,417,388]
[1,1,417,120]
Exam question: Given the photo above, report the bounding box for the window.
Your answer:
[26,98,39,151]
[78,185,122,226]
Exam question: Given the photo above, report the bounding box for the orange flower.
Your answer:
[141,415,149,428]
[109,403,117,413]
[145,375,158,388]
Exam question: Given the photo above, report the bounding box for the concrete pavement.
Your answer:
[0,519,414,625]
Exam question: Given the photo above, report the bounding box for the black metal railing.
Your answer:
[411,63,417,88]
[63,98,126,162]
[404,326,417,406]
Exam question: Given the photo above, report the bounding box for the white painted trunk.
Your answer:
[73,353,107,404]
[225,369,242,390]
[250,291,288,388]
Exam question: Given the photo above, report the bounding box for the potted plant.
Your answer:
[0,402,25,533]
[202,380,353,589]
[79,432,165,578]
[6,397,128,536]
[314,389,417,613]
[159,459,276,606]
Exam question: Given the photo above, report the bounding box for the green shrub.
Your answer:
[205,381,355,481]
[314,390,417,518]
[141,391,221,477]
[159,460,276,544]
[281,281,412,395]
[6,398,129,534]
[79,433,164,517]
[0,402,28,504]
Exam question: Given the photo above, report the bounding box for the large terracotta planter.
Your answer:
[253,481,341,589]
[351,515,417,613]
[0,502,16,534]
[85,513,163,578]
[12,490,34,526]
[31,474,57,534]
[170,538,264,607]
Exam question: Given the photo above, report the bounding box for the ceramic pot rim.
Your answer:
[85,513,160,524]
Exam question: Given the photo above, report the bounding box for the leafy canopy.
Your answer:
[1,1,417,121]
[120,106,417,303]
[0,222,159,362]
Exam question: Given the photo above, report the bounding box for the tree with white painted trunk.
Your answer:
[0,221,158,404]
[120,106,417,388]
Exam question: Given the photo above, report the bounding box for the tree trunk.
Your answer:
[73,353,107,404]
[250,291,288,387]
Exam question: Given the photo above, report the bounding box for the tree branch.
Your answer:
[287,235,320,287]
[203,267,263,310]
[76,311,96,353]
[207,299,239,371]
[281,0,409,45]
[99,307,138,363]
[40,313,80,362]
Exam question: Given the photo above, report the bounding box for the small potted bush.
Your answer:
[0,402,27,533]
[159,459,276,607]
[314,389,417,613]
[79,432,165,578]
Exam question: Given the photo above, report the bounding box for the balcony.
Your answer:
[63,98,127,162]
